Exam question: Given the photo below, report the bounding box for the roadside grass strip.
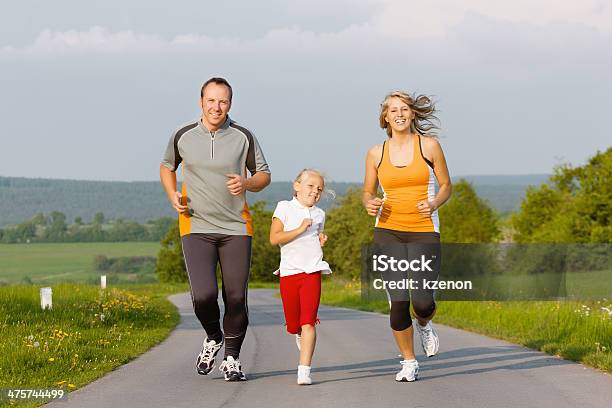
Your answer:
[0,283,186,407]
[320,278,612,373]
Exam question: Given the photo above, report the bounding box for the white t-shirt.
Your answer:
[272,198,332,277]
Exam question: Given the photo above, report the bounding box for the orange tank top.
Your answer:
[375,135,439,233]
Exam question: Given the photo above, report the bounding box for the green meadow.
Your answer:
[0,243,160,285]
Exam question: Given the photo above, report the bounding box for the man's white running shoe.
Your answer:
[219,356,247,381]
[297,365,312,385]
[395,359,419,382]
[414,320,439,357]
[196,336,224,375]
[295,334,301,351]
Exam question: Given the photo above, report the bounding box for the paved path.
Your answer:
[47,289,611,408]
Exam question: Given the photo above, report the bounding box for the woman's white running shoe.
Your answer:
[395,359,419,382]
[414,320,439,357]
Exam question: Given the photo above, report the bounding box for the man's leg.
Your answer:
[181,234,222,342]
[217,235,252,359]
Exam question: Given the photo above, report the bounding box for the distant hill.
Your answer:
[0,175,549,226]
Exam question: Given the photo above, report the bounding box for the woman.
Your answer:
[363,91,452,382]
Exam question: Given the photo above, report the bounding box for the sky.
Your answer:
[0,0,610,182]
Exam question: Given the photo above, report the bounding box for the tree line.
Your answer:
[0,212,175,243]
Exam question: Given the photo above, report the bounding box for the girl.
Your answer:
[269,168,332,385]
[363,91,452,382]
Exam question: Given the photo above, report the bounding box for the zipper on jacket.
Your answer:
[210,132,215,159]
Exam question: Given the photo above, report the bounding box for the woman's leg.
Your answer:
[374,228,416,360]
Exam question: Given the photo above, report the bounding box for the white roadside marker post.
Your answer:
[40,287,52,310]
[101,275,106,289]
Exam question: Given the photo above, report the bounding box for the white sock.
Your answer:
[298,365,311,375]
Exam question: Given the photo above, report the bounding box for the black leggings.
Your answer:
[181,233,251,359]
[373,228,440,331]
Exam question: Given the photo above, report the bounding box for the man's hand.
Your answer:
[170,191,189,214]
[226,173,248,195]
[318,232,328,247]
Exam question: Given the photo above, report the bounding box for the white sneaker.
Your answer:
[295,334,301,351]
[297,365,312,385]
[195,336,224,375]
[395,359,419,382]
[219,356,247,381]
[414,320,439,357]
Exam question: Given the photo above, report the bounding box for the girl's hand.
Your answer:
[300,218,312,232]
[365,197,383,216]
[416,200,436,217]
[318,233,328,247]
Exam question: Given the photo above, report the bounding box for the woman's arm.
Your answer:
[269,217,311,246]
[363,145,384,216]
[417,137,452,216]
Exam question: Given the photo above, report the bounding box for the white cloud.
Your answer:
[0,1,609,59]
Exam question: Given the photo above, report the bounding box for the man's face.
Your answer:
[200,83,232,130]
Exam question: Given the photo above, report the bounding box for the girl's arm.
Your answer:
[269,217,311,246]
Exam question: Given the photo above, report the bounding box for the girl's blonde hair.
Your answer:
[379,91,439,138]
[293,168,336,200]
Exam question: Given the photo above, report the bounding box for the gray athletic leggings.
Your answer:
[181,233,251,359]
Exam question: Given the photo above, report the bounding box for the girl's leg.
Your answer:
[298,272,321,366]
[299,324,316,366]
[280,274,302,335]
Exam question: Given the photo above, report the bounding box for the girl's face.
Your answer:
[385,97,412,134]
[294,173,324,208]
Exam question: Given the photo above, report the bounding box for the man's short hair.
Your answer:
[200,77,233,102]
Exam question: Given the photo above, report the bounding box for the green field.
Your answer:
[0,243,160,285]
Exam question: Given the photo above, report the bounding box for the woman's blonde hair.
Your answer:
[379,91,439,138]
[293,168,336,200]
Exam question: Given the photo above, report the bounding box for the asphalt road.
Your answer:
[46,289,611,408]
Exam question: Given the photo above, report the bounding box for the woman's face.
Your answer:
[385,97,412,134]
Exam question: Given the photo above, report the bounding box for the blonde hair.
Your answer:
[293,168,336,200]
[379,91,439,138]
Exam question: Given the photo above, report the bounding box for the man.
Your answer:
[160,77,271,381]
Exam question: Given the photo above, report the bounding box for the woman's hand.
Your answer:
[365,197,383,216]
[416,200,436,218]
[318,233,328,247]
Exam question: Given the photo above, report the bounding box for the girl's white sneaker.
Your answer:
[297,365,312,385]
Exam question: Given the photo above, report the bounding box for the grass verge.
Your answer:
[0,282,188,407]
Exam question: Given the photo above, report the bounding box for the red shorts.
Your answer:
[279,272,321,334]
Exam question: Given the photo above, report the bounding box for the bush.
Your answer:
[155,223,188,283]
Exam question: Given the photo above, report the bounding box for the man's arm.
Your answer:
[160,164,187,214]
[226,171,271,195]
